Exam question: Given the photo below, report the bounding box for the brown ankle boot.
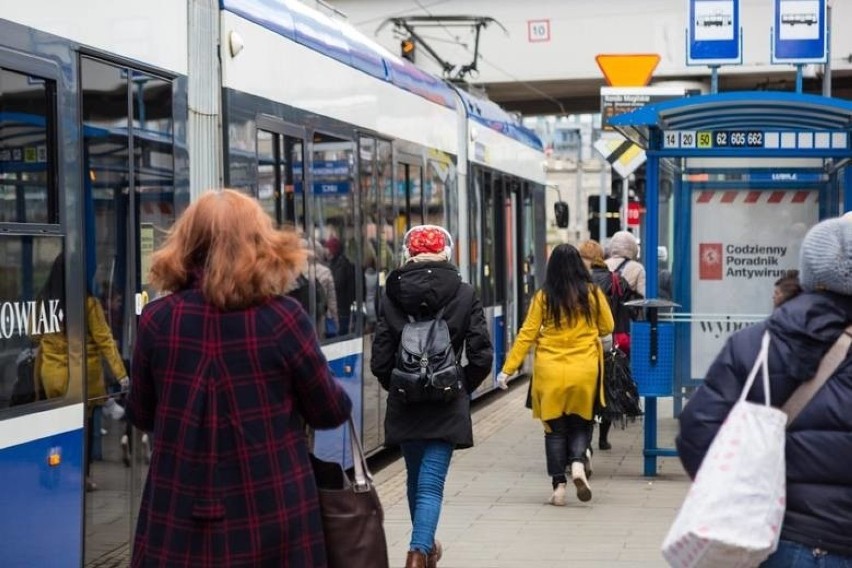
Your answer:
[405,550,427,568]
[427,540,443,568]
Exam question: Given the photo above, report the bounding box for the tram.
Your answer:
[0,0,546,564]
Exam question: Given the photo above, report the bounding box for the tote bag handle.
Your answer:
[738,331,772,406]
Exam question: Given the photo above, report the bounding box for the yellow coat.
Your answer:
[502,288,614,423]
[40,296,127,402]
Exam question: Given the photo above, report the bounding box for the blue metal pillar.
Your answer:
[643,152,660,477]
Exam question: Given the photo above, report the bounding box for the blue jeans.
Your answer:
[400,440,454,554]
[762,540,852,568]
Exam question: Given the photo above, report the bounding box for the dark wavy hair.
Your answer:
[543,244,598,328]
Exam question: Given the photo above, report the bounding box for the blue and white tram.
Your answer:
[0,0,545,564]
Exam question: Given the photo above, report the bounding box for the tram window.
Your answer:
[312,134,357,340]
[376,140,395,272]
[0,238,71,411]
[359,137,378,332]
[257,129,281,223]
[0,67,58,224]
[133,74,176,297]
[469,168,483,296]
[425,158,447,230]
[429,157,458,259]
[482,171,496,306]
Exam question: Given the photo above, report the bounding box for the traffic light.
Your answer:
[400,38,416,62]
[553,201,569,228]
[587,195,621,242]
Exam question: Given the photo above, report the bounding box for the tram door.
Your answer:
[80,57,179,564]
[359,137,393,452]
[516,181,537,325]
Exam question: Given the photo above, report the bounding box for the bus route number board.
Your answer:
[663,130,764,149]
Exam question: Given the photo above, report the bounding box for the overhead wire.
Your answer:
[410,0,567,115]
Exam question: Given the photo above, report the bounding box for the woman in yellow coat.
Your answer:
[498,244,614,505]
[38,254,128,491]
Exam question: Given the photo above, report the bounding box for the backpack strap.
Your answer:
[609,271,623,298]
[614,258,630,274]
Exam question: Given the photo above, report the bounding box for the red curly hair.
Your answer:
[148,189,307,310]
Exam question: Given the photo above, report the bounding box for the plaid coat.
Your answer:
[127,283,352,567]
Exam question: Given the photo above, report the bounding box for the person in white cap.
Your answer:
[677,216,852,566]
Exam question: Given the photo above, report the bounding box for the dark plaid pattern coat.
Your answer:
[127,282,352,567]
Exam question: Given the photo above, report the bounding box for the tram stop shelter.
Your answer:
[609,91,852,476]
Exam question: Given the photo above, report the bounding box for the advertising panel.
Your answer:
[690,189,818,377]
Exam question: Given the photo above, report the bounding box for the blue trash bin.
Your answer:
[630,321,675,397]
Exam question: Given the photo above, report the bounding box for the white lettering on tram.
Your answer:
[0,299,63,338]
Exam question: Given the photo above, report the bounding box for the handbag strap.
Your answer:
[347,417,373,491]
[782,325,852,427]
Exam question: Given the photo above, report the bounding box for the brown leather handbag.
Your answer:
[311,418,389,568]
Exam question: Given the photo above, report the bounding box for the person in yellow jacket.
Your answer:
[497,244,614,506]
[37,255,128,491]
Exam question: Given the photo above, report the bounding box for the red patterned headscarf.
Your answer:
[405,225,449,257]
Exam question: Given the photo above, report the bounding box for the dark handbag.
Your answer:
[596,348,643,425]
[311,418,389,568]
[10,346,44,406]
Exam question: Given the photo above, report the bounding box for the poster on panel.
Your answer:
[690,189,818,378]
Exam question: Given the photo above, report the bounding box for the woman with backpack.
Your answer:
[579,240,641,450]
[497,244,614,506]
[371,225,493,568]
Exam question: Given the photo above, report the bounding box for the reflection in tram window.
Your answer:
[256,129,305,232]
[359,137,379,331]
[0,238,67,409]
[80,56,177,563]
[313,134,357,339]
[482,171,497,306]
[376,140,395,272]
[425,157,447,229]
[0,67,58,224]
[469,169,483,296]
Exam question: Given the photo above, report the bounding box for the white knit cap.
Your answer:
[609,231,639,260]
[798,217,852,295]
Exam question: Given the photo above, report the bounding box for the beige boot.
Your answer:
[405,550,427,568]
[571,461,592,502]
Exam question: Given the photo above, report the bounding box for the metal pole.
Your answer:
[823,3,832,97]
[795,64,804,94]
[621,176,629,231]
[709,65,719,94]
[599,167,608,244]
[575,131,583,241]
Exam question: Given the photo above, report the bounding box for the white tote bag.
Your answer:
[662,332,787,568]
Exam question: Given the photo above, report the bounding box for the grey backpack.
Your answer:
[389,307,464,403]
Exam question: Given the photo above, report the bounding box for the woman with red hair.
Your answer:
[126,189,352,567]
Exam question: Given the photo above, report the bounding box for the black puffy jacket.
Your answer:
[370,260,493,448]
[677,291,852,556]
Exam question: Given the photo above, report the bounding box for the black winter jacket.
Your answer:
[370,261,493,449]
[677,291,852,556]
